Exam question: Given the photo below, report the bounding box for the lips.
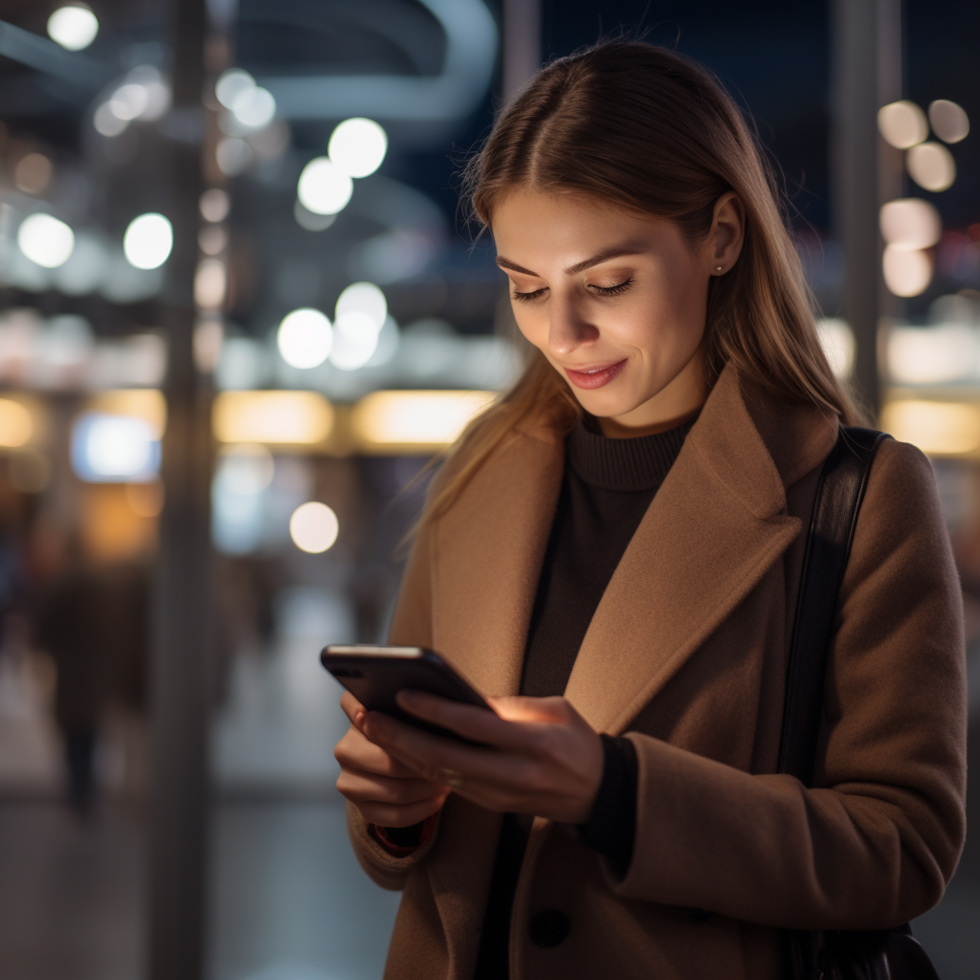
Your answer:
[563,359,626,390]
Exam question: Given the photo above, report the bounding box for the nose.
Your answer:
[547,296,599,355]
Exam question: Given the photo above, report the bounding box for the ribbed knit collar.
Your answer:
[566,412,698,491]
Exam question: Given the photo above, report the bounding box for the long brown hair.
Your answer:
[421,41,861,526]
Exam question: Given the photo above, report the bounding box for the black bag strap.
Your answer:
[777,425,889,784]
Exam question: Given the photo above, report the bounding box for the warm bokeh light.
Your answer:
[877,100,928,149]
[194,259,226,309]
[14,153,53,195]
[815,318,855,379]
[212,391,334,445]
[880,400,980,456]
[328,118,388,178]
[351,390,496,453]
[47,5,99,50]
[907,142,956,193]
[289,502,339,554]
[879,198,942,250]
[882,245,933,297]
[928,100,969,144]
[297,158,353,216]
[17,213,75,268]
[335,281,387,329]
[200,188,230,222]
[0,398,34,448]
[277,309,333,369]
[125,479,164,518]
[86,389,166,438]
[123,213,174,270]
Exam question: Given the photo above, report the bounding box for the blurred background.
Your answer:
[0,1,977,978]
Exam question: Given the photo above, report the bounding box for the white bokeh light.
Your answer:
[928,100,970,144]
[883,245,933,297]
[47,5,99,51]
[877,100,928,150]
[215,69,256,109]
[335,281,387,329]
[907,142,956,193]
[123,213,173,270]
[110,83,149,120]
[18,214,75,268]
[879,199,942,251]
[330,311,381,370]
[289,502,339,554]
[297,158,353,215]
[328,118,388,178]
[231,87,276,129]
[277,308,333,369]
[215,444,275,496]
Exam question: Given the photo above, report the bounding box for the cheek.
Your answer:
[512,302,548,349]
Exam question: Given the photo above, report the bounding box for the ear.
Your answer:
[708,192,745,276]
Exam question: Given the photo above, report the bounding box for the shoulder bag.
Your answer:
[779,425,942,980]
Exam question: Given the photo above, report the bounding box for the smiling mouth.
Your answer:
[563,359,626,390]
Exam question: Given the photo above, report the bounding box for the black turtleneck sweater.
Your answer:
[473,411,696,979]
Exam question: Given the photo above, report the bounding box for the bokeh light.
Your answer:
[14,153,53,195]
[200,188,230,222]
[879,198,942,250]
[330,311,381,370]
[289,502,339,554]
[883,245,933,297]
[0,399,34,448]
[212,392,334,445]
[17,213,75,268]
[47,5,99,50]
[215,69,256,110]
[928,100,969,144]
[216,443,275,495]
[123,213,173,270]
[231,87,276,129]
[277,308,333,369]
[194,259,226,309]
[335,281,387,329]
[328,118,388,178]
[877,100,928,149]
[907,142,956,192]
[297,158,353,216]
[71,413,160,482]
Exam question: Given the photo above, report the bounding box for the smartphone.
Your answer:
[320,644,492,743]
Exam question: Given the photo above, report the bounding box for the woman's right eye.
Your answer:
[512,287,547,302]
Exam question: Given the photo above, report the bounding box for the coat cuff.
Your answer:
[577,733,638,877]
[370,813,438,857]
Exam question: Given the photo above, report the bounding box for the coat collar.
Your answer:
[431,362,837,732]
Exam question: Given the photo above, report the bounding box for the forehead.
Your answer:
[490,189,678,258]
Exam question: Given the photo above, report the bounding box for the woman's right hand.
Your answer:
[335,691,451,828]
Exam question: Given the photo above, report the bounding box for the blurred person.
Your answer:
[333,42,966,980]
[32,536,109,815]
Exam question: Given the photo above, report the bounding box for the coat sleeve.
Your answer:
[345,505,444,890]
[610,438,968,930]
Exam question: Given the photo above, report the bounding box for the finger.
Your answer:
[340,691,367,727]
[487,695,573,724]
[335,725,429,779]
[363,710,539,791]
[353,796,448,829]
[336,767,450,806]
[395,690,554,752]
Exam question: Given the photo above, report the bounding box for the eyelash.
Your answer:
[511,277,634,303]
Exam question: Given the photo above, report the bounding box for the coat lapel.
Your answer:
[432,425,564,698]
[563,366,826,734]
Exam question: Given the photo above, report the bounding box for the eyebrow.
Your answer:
[496,245,645,279]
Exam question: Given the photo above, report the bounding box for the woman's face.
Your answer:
[491,189,741,436]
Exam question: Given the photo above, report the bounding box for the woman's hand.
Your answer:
[334,691,451,828]
[359,691,604,825]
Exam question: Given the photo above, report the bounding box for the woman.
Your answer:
[333,42,967,980]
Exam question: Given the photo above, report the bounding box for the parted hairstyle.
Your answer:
[419,40,861,526]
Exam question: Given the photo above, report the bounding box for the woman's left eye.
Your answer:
[590,277,633,296]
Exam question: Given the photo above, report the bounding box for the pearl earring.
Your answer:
[715,266,723,272]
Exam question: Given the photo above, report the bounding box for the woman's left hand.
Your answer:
[359,692,604,825]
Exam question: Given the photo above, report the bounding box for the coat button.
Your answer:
[529,909,570,948]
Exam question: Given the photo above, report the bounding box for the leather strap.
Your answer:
[777,425,889,784]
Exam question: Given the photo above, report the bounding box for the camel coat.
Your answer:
[346,364,967,980]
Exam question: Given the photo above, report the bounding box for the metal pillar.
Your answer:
[148,1,211,978]
[502,0,541,103]
[831,0,903,420]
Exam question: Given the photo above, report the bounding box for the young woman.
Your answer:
[333,42,967,980]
